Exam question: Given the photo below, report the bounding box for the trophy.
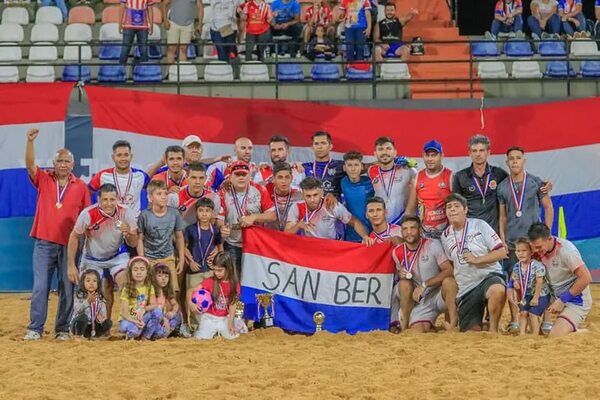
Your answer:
[255,293,275,328]
[233,300,248,334]
[313,311,325,333]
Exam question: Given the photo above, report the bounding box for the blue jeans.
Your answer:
[271,23,302,56]
[119,28,149,65]
[491,15,524,36]
[40,0,68,21]
[119,308,163,339]
[28,239,73,335]
[153,311,182,338]
[345,27,366,62]
[527,14,561,37]
[210,29,237,62]
[561,13,586,35]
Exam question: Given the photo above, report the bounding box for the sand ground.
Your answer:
[2,287,600,400]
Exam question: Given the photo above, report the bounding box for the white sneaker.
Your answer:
[179,324,192,338]
[23,330,41,341]
[193,330,203,340]
[55,332,70,341]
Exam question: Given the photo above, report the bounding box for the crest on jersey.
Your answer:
[489,180,497,190]
[421,254,430,262]
[468,185,476,192]
[178,205,187,212]
[327,168,337,176]
[419,182,425,189]
[438,182,446,189]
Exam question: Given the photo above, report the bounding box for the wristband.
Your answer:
[506,279,514,289]
[559,291,575,304]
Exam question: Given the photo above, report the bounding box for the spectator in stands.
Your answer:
[40,0,69,21]
[162,0,204,65]
[210,0,243,62]
[306,24,337,60]
[337,0,371,62]
[302,0,335,45]
[596,0,600,38]
[23,128,91,341]
[119,0,155,65]
[373,3,417,62]
[485,0,524,40]
[558,0,588,38]
[527,0,560,40]
[242,0,273,61]
[270,0,302,57]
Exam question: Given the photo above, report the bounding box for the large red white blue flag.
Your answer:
[241,226,395,334]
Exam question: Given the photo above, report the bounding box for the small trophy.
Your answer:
[233,300,248,334]
[256,293,275,328]
[313,311,325,333]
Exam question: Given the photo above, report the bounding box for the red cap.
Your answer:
[227,160,250,175]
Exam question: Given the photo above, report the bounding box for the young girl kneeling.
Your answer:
[152,263,181,338]
[70,270,112,339]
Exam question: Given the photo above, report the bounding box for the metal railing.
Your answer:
[1,37,599,99]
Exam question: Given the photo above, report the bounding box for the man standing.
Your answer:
[528,223,592,338]
[265,162,304,231]
[393,215,458,332]
[258,135,305,189]
[23,128,91,341]
[152,145,188,193]
[302,131,345,199]
[208,137,262,186]
[367,136,416,225]
[89,140,150,216]
[441,193,507,332]
[162,0,204,65]
[406,140,453,239]
[67,184,139,321]
[119,0,154,65]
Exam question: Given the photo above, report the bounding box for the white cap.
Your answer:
[182,134,202,147]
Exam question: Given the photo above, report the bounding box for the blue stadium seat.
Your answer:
[134,44,163,59]
[539,40,566,56]
[310,62,340,81]
[544,61,576,77]
[580,60,600,77]
[99,41,121,60]
[62,65,91,82]
[133,63,161,82]
[277,63,304,81]
[187,44,197,60]
[471,41,499,57]
[504,39,534,57]
[346,65,373,80]
[98,64,126,82]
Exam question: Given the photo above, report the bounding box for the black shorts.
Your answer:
[457,273,505,332]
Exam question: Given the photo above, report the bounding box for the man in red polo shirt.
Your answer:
[23,128,90,341]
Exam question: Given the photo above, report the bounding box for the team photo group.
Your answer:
[22,126,593,342]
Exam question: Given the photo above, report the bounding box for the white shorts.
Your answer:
[196,313,239,340]
[167,21,194,45]
[559,286,592,331]
[81,252,129,282]
[409,288,447,327]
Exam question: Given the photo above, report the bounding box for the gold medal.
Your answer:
[56,202,62,209]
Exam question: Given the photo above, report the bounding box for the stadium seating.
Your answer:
[68,6,95,25]
[62,64,91,82]
[167,63,198,82]
[504,39,534,57]
[204,61,234,81]
[511,61,542,78]
[346,65,373,80]
[26,65,55,82]
[134,24,162,59]
[545,61,576,77]
[101,6,120,24]
[30,23,59,43]
[240,62,269,81]
[0,22,24,42]
[0,65,19,82]
[98,64,126,82]
[477,61,507,78]
[35,6,63,24]
[380,61,411,80]
[133,63,162,82]
[570,40,600,57]
[539,40,566,56]
[277,63,304,81]
[152,7,162,24]
[1,7,29,25]
[99,23,122,60]
[581,60,600,77]
[29,23,59,61]
[311,62,340,81]
[63,23,92,61]
[471,41,499,57]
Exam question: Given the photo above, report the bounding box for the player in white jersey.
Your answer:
[441,193,507,332]
[366,196,402,244]
[265,162,304,231]
[528,223,592,337]
[88,140,150,216]
[256,135,305,190]
[392,215,458,332]
[67,184,138,321]
[367,136,417,225]
[208,137,262,185]
[168,162,222,227]
[285,177,373,245]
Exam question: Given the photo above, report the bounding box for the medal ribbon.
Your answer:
[373,224,391,243]
[304,200,324,224]
[377,166,397,199]
[90,297,98,335]
[231,188,249,219]
[97,206,122,227]
[197,224,214,269]
[472,167,491,203]
[182,188,205,210]
[518,262,532,302]
[166,170,187,187]
[453,221,469,256]
[313,158,332,180]
[509,171,528,214]
[403,239,423,274]
[55,177,69,205]
[112,168,132,203]
[274,191,293,230]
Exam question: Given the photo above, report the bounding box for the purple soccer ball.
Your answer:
[191,289,213,313]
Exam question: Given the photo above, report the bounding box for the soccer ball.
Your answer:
[191,289,213,313]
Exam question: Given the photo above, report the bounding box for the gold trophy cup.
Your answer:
[255,293,275,328]
[313,311,325,333]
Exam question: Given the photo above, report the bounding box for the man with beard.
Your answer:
[257,135,305,189]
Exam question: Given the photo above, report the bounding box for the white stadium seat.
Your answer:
[380,61,411,79]
[63,44,92,61]
[149,24,161,42]
[0,65,19,82]
[168,63,198,82]
[0,42,22,61]
[240,61,269,81]
[26,65,56,82]
[30,23,59,43]
[64,23,92,43]
[477,61,508,78]
[1,7,29,25]
[35,6,63,25]
[511,61,542,78]
[204,61,233,82]
[571,39,600,57]
[99,23,122,41]
[29,42,58,61]
[0,23,25,42]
